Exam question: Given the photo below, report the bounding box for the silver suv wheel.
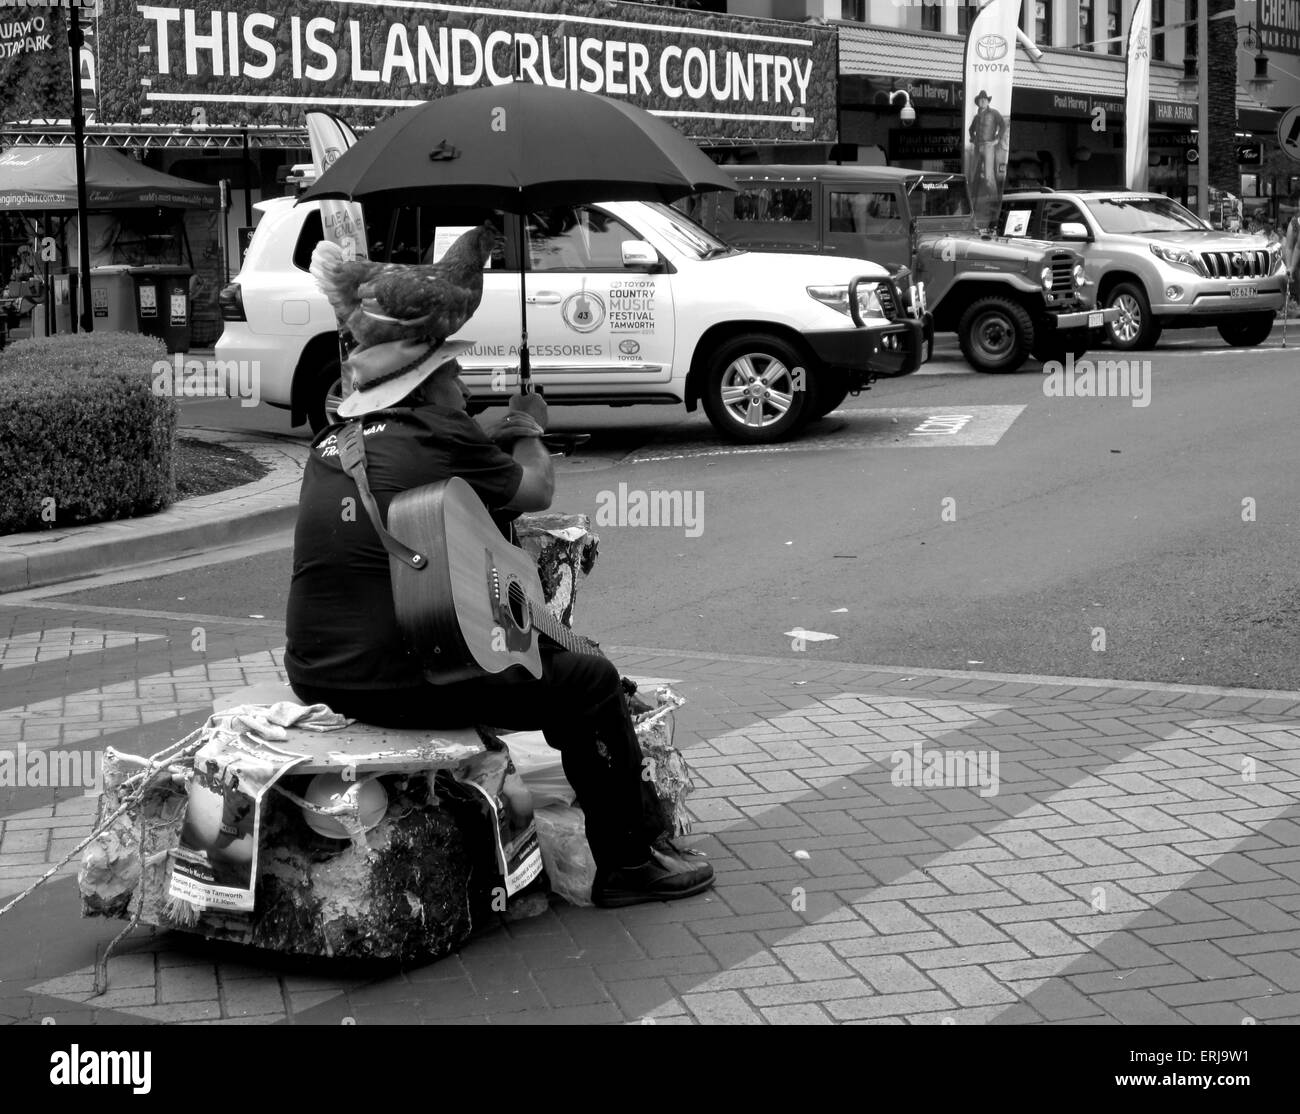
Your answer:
[701,333,811,443]
[719,352,796,429]
[1103,281,1160,350]
[1111,292,1143,344]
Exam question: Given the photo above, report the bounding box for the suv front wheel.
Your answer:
[958,296,1034,373]
[1217,313,1274,347]
[701,334,811,443]
[306,358,344,434]
[1105,282,1162,350]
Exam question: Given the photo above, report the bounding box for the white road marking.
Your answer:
[1,628,166,670]
[627,406,1027,463]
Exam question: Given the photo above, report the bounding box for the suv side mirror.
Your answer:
[621,240,658,267]
[1059,221,1089,240]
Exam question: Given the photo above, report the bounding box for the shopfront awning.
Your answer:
[836,23,1267,125]
[0,145,220,209]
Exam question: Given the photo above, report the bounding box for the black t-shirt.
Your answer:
[285,404,523,690]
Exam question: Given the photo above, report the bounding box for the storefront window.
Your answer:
[1107,0,1123,55]
[1078,0,1094,50]
[1187,0,1197,58]
[1152,0,1165,61]
[1025,0,1053,45]
[959,1,980,36]
[921,4,942,32]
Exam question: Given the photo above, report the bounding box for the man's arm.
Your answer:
[500,434,554,514]
[489,392,555,515]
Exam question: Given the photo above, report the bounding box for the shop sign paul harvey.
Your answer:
[94,0,838,142]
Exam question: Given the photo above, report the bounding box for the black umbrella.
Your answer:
[299,82,736,391]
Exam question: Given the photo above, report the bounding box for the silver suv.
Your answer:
[999,190,1287,350]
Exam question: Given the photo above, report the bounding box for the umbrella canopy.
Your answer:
[298,83,735,212]
[0,146,220,210]
[298,83,736,396]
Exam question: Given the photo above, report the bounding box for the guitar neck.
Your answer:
[526,599,603,659]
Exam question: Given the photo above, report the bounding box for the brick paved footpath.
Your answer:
[1,604,1298,1026]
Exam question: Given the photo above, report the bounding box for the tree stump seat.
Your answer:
[77,511,601,962]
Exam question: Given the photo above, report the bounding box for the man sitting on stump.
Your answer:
[284,334,713,908]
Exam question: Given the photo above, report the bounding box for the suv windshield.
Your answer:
[907,175,973,218]
[637,200,737,260]
[1083,196,1207,234]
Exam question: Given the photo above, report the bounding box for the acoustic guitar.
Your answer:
[386,476,603,683]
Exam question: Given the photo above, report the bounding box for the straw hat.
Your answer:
[336,337,475,419]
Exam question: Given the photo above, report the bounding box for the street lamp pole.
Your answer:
[67,5,93,333]
[1197,0,1209,221]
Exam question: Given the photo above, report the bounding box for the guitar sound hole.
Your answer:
[506,581,530,632]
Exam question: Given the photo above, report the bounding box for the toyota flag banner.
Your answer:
[1124,0,1152,191]
[963,0,1023,227]
[304,111,369,261]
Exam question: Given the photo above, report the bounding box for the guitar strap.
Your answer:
[337,420,428,571]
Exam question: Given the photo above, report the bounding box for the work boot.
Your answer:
[651,832,708,864]
[591,846,715,908]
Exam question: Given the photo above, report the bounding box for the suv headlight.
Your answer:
[807,284,883,319]
[1073,263,1087,287]
[1269,243,1285,274]
[1039,265,1053,288]
[1150,243,1203,274]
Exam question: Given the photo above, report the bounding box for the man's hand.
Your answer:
[508,391,548,429]
[485,410,545,446]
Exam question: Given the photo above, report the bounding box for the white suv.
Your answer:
[216,196,927,443]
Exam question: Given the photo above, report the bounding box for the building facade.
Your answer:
[3,0,1298,344]
[791,0,1297,218]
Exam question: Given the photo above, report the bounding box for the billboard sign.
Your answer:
[88,0,838,143]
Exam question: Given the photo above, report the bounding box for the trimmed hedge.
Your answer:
[0,332,178,535]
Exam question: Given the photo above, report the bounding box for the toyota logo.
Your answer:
[976,35,1009,61]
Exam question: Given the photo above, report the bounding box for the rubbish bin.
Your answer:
[89,266,137,333]
[130,265,193,354]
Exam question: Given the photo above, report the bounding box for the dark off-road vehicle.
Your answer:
[685,165,1119,373]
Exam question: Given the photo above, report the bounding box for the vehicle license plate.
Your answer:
[1229,285,1258,298]
[1088,311,1103,327]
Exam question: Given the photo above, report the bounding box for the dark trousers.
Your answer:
[292,649,665,870]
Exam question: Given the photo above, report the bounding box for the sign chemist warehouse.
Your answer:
[94,0,838,141]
